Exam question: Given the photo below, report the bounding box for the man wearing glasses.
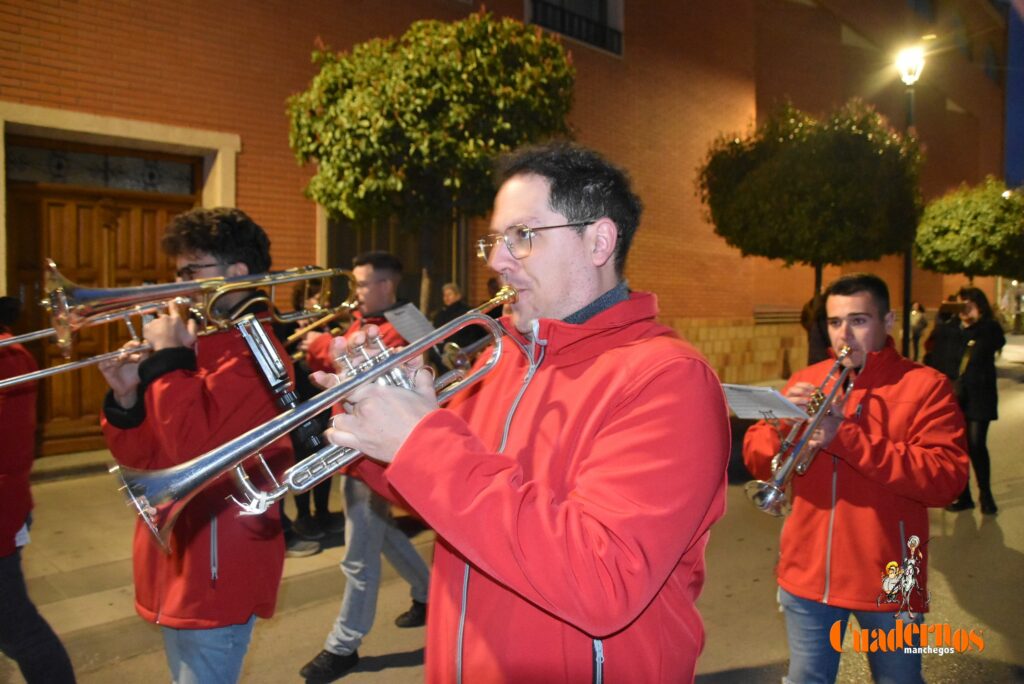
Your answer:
[299,251,431,683]
[313,143,731,683]
[99,207,292,684]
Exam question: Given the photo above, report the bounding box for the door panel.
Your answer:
[6,182,194,455]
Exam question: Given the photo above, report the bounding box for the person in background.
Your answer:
[431,282,486,367]
[299,251,431,683]
[945,286,1005,515]
[910,301,928,362]
[801,292,831,365]
[0,297,76,684]
[278,281,345,549]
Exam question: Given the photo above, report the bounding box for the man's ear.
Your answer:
[883,309,895,333]
[225,262,250,278]
[589,218,618,268]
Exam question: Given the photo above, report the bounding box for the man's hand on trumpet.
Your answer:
[311,324,438,463]
[783,381,847,451]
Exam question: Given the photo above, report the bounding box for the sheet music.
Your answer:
[722,384,808,420]
[384,303,435,343]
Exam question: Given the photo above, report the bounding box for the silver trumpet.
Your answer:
[110,286,517,550]
[745,345,853,516]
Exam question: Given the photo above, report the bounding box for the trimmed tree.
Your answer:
[697,99,922,293]
[287,10,575,283]
[915,176,1024,282]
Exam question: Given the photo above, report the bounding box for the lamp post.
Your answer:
[896,46,925,358]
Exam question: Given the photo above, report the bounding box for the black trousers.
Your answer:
[960,419,993,500]
[294,477,333,518]
[0,548,75,683]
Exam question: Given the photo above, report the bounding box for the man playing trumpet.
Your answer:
[312,143,731,683]
[99,208,292,684]
[743,273,968,684]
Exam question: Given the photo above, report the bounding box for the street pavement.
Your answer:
[3,339,1023,683]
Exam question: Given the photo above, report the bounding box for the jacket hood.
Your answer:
[500,292,675,366]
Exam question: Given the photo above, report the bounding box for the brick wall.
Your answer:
[672,316,809,384]
[0,0,1006,383]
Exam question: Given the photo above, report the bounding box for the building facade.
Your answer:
[0,0,1009,451]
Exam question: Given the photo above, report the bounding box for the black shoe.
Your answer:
[285,533,321,558]
[395,600,427,628]
[945,497,975,512]
[980,491,998,515]
[316,511,347,535]
[300,649,359,683]
[293,515,325,540]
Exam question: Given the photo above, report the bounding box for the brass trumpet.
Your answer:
[0,260,357,390]
[745,346,853,516]
[111,286,517,549]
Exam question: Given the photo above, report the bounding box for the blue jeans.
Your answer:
[324,477,430,655]
[779,587,924,684]
[161,615,256,684]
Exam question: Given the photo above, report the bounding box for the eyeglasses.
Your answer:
[175,262,223,280]
[476,222,593,261]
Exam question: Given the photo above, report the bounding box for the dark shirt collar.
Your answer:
[563,281,630,325]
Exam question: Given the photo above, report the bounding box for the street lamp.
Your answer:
[896,46,925,358]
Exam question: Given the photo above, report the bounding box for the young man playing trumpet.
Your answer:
[312,143,731,682]
[99,208,292,684]
[743,273,968,684]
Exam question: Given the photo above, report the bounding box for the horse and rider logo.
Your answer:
[877,534,930,618]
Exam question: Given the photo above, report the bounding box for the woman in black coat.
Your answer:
[946,287,1006,515]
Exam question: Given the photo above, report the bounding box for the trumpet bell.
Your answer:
[109,462,205,552]
[744,480,788,517]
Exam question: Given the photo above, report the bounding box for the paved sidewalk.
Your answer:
[3,339,1022,683]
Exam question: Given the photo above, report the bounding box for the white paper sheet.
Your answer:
[722,384,809,420]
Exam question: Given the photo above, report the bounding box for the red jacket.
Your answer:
[743,341,968,613]
[102,323,292,629]
[0,334,38,558]
[352,293,730,683]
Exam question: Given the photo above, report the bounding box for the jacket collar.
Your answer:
[500,291,667,366]
[827,336,902,383]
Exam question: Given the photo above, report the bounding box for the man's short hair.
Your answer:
[823,273,891,316]
[162,207,272,274]
[352,251,402,281]
[0,296,21,329]
[442,282,461,298]
[496,142,643,276]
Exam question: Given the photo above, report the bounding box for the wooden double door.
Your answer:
[6,183,194,455]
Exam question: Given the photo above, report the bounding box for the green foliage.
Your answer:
[696,100,922,271]
[287,11,575,226]
[916,176,1024,280]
